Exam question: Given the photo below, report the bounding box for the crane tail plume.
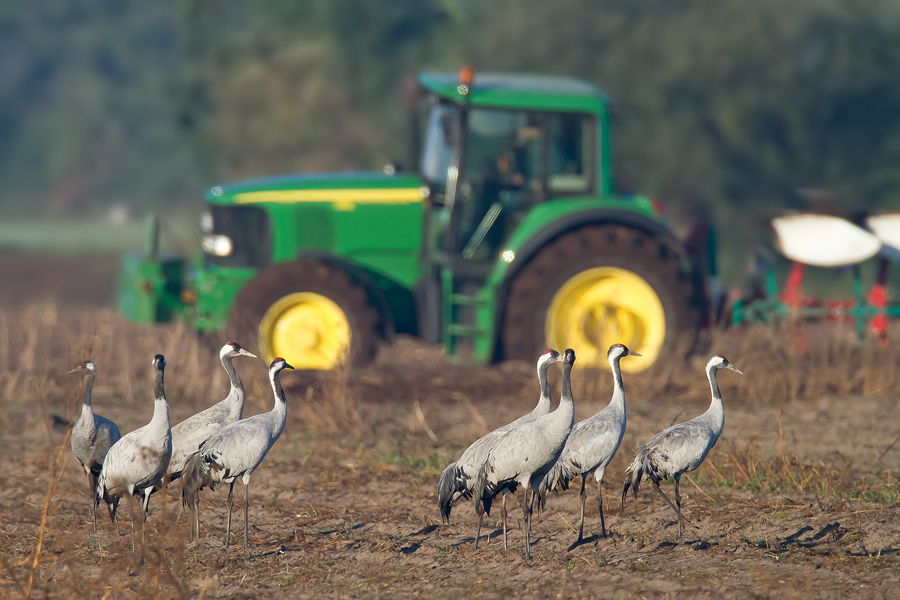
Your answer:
[537,458,576,512]
[181,451,213,510]
[622,448,649,506]
[437,462,462,523]
[472,462,493,517]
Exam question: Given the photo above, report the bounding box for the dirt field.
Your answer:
[2,255,900,598]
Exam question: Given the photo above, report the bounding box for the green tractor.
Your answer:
[118,70,709,372]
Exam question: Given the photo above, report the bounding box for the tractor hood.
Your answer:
[206,171,427,207]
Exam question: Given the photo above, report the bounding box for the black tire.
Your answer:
[228,260,380,368]
[501,225,707,370]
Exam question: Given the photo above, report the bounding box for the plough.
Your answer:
[731,212,900,346]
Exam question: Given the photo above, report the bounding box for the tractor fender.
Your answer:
[296,251,395,340]
[491,207,696,360]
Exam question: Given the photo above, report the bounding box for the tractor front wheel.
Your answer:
[501,225,705,372]
[229,260,379,369]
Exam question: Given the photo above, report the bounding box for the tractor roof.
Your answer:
[418,71,609,113]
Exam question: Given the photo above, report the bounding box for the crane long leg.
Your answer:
[522,487,528,558]
[194,496,201,541]
[578,474,587,542]
[87,471,98,534]
[140,489,152,564]
[674,476,683,538]
[597,477,606,538]
[129,495,136,561]
[524,486,535,560]
[225,480,236,549]
[474,514,483,550]
[501,493,508,550]
[243,478,250,548]
[650,479,695,536]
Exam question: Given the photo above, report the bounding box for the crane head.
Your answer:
[68,360,95,375]
[608,343,641,360]
[708,355,742,375]
[222,341,258,360]
[270,357,295,372]
[539,348,562,364]
[564,348,576,365]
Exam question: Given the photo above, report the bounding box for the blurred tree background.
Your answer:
[3,0,900,268]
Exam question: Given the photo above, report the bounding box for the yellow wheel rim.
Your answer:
[546,267,665,373]
[258,292,351,370]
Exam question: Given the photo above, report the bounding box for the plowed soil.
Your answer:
[1,255,900,599]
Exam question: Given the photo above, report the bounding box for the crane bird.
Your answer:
[69,360,122,533]
[181,357,294,548]
[96,354,172,560]
[165,342,256,538]
[438,348,563,549]
[622,355,742,537]
[539,343,639,543]
[474,348,576,559]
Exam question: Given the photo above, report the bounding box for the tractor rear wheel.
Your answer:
[501,225,706,372]
[228,260,379,369]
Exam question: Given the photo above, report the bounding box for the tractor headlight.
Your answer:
[202,234,233,257]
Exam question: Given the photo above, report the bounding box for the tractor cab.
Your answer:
[415,71,613,359]
[418,71,602,265]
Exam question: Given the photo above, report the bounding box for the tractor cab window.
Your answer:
[547,113,594,197]
[456,109,543,261]
[421,101,460,191]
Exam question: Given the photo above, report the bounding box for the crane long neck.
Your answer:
[608,355,625,411]
[151,367,170,428]
[81,372,94,407]
[705,364,724,425]
[223,354,241,391]
[555,359,575,433]
[222,354,244,418]
[270,369,287,410]
[535,360,553,412]
[560,361,574,407]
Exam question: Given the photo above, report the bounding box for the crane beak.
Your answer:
[727,364,743,375]
[67,366,83,374]
[627,350,642,357]
[239,349,258,359]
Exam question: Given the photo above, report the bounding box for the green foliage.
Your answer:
[4,0,900,271]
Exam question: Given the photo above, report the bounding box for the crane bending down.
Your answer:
[165,342,256,538]
[96,355,172,560]
[69,361,122,533]
[474,348,576,559]
[622,355,742,537]
[181,358,294,548]
[438,349,563,549]
[538,344,639,543]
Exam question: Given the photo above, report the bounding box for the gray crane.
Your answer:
[69,360,122,533]
[622,355,742,537]
[438,349,563,548]
[473,348,576,559]
[166,342,255,537]
[538,343,639,543]
[181,357,294,548]
[96,354,173,560]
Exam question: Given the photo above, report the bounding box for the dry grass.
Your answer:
[2,303,900,597]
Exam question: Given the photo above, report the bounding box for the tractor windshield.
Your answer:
[454,108,544,261]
